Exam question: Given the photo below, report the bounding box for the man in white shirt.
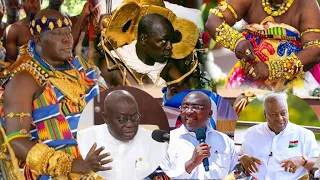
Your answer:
[239,93,319,180]
[160,91,238,179]
[77,90,168,180]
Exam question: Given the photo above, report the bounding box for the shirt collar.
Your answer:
[178,121,215,136]
[264,121,292,136]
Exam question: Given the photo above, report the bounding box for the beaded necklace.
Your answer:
[262,0,294,17]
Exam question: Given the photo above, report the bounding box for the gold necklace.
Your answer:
[47,62,87,108]
[262,0,294,17]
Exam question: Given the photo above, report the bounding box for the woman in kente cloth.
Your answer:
[205,0,320,95]
[0,10,107,179]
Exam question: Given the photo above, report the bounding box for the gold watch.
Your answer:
[302,156,308,166]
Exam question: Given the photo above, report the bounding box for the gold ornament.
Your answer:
[265,53,304,81]
[57,19,62,27]
[41,16,47,24]
[215,21,245,52]
[262,0,294,17]
[48,22,54,30]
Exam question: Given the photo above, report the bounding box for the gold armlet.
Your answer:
[215,22,244,52]
[5,112,31,123]
[301,29,320,37]
[26,143,56,176]
[209,1,238,20]
[265,53,304,81]
[303,40,320,49]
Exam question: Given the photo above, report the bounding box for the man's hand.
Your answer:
[245,61,269,81]
[235,40,255,62]
[84,142,113,172]
[185,143,211,173]
[239,154,262,175]
[80,2,93,17]
[280,156,305,173]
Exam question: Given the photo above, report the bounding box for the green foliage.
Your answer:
[238,93,320,139]
[41,0,86,16]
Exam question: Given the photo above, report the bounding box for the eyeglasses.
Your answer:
[117,114,141,124]
[179,104,207,112]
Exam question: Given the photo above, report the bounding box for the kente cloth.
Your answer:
[0,40,100,179]
[111,40,167,86]
[226,17,320,92]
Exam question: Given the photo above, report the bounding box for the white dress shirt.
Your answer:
[239,122,320,180]
[160,123,238,179]
[77,124,168,180]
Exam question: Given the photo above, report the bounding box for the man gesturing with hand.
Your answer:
[161,91,238,179]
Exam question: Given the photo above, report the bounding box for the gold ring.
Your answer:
[251,72,256,77]
[245,49,251,56]
[249,67,254,74]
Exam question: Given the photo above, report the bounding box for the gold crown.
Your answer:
[101,2,198,59]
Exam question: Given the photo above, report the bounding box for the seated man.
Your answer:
[239,93,319,179]
[0,9,106,179]
[77,90,168,180]
[161,91,238,179]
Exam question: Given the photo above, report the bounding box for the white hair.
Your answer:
[263,92,288,111]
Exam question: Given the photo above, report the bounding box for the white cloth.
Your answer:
[111,40,167,86]
[160,123,238,179]
[239,122,320,180]
[77,124,168,180]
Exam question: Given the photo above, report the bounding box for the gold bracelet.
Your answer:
[5,112,31,123]
[209,1,238,20]
[215,21,244,51]
[301,28,320,37]
[303,40,320,49]
[265,53,304,81]
[26,143,56,176]
[47,150,73,176]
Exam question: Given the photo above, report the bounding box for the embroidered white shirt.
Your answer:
[160,123,238,179]
[77,124,168,180]
[239,122,320,180]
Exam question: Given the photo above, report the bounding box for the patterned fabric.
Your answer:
[0,40,100,179]
[226,17,320,90]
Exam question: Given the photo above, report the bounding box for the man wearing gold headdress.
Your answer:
[98,0,203,88]
[205,0,320,94]
[0,9,107,179]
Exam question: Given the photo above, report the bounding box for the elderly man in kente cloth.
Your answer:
[206,0,320,96]
[0,9,107,179]
[98,0,207,89]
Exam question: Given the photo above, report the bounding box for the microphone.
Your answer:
[195,128,209,172]
[152,130,170,143]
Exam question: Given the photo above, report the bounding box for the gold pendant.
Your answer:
[48,77,86,108]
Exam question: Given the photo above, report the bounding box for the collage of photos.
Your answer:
[0,0,318,180]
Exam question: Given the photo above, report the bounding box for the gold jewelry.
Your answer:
[251,72,257,77]
[245,49,252,56]
[302,156,308,166]
[265,53,304,81]
[249,67,255,74]
[262,0,295,17]
[209,1,238,20]
[26,143,56,176]
[215,21,244,52]
[5,112,31,123]
[301,28,320,36]
[47,63,86,108]
[303,40,320,49]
